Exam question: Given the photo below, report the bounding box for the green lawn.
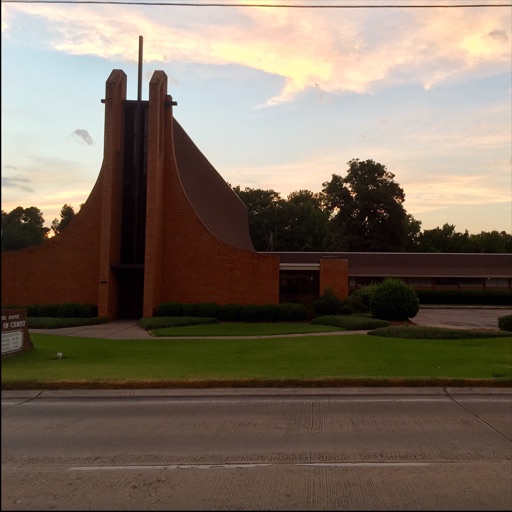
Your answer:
[2,332,511,388]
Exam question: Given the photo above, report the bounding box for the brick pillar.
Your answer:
[143,71,170,318]
[97,70,127,319]
[319,258,349,300]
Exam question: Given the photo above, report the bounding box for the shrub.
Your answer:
[36,304,60,317]
[498,314,512,332]
[28,317,107,328]
[370,278,420,321]
[259,304,280,322]
[27,303,98,318]
[240,305,262,322]
[368,325,512,339]
[314,288,347,316]
[346,294,367,314]
[278,303,308,322]
[218,303,243,322]
[56,303,98,318]
[195,302,219,318]
[155,302,183,317]
[26,304,39,317]
[311,315,390,331]
[349,283,381,313]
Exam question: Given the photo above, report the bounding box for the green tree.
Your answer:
[233,187,330,251]
[416,224,472,253]
[322,159,416,251]
[1,206,50,251]
[51,203,77,235]
[468,231,512,253]
[232,186,284,250]
[276,190,330,251]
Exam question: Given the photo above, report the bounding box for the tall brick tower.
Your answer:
[2,68,280,319]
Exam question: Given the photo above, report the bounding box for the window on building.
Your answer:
[485,278,511,289]
[280,271,319,313]
[459,278,485,289]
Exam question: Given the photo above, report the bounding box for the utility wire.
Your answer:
[2,0,511,7]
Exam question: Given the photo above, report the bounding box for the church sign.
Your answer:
[1,308,33,357]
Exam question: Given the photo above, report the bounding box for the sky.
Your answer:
[1,0,511,235]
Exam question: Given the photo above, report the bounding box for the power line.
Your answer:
[1,0,511,7]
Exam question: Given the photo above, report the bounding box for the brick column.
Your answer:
[97,70,127,319]
[319,258,349,300]
[143,71,170,318]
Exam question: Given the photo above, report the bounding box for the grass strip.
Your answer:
[2,333,511,389]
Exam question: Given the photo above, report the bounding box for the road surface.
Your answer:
[2,387,511,510]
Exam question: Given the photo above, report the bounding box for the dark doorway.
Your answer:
[279,270,319,316]
[113,265,144,319]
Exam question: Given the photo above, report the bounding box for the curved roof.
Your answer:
[172,118,255,252]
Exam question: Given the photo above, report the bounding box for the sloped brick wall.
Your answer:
[142,72,280,316]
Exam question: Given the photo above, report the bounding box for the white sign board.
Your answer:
[1,330,23,355]
[1,308,33,356]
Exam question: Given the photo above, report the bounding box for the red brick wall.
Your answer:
[142,73,280,316]
[97,70,127,319]
[2,69,280,319]
[1,70,127,319]
[319,258,349,300]
[1,176,104,308]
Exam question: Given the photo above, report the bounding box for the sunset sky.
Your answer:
[2,0,511,235]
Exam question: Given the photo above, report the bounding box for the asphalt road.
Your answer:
[2,388,511,510]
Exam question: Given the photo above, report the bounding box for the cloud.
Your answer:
[72,129,95,145]
[1,176,34,193]
[488,29,509,42]
[3,3,510,104]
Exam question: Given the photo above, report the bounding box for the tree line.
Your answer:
[2,159,511,253]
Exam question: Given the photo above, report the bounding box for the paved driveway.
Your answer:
[413,307,511,330]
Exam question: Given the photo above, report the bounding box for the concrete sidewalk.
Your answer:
[28,307,511,340]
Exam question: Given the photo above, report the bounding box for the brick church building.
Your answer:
[1,69,348,319]
[3,69,510,319]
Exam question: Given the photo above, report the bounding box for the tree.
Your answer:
[1,206,50,251]
[51,203,77,235]
[233,187,330,251]
[276,190,330,251]
[415,224,472,253]
[232,186,285,250]
[322,159,416,251]
[469,231,512,253]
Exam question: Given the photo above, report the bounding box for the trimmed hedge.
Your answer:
[369,325,512,339]
[154,302,308,322]
[28,317,107,329]
[6,303,99,318]
[498,314,512,332]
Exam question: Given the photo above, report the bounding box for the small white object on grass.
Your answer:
[56,352,63,359]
